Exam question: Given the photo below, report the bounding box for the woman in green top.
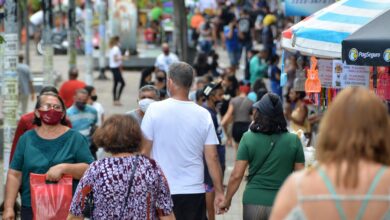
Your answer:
[220,93,305,220]
[3,92,94,220]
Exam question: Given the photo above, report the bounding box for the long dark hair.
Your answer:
[139,67,155,88]
[33,92,68,126]
[250,111,288,134]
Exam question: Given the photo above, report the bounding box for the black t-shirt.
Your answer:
[220,9,235,26]
[194,63,212,77]
[220,88,237,116]
[238,17,254,42]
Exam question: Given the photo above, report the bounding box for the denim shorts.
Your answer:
[228,50,242,66]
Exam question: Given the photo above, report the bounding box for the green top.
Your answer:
[10,129,94,207]
[150,7,163,21]
[237,131,305,206]
[249,55,268,85]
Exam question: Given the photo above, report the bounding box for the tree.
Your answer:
[68,0,77,69]
[84,0,94,85]
[3,0,19,181]
[172,0,188,62]
[42,0,55,85]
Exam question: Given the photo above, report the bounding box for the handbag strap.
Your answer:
[120,155,139,217]
[247,134,278,183]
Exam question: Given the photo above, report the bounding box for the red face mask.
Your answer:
[38,109,63,125]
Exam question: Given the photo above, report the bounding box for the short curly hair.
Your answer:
[93,115,142,154]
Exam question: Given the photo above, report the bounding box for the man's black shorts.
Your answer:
[172,193,206,220]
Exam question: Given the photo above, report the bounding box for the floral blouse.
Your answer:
[70,155,173,219]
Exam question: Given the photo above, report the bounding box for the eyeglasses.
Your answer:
[140,96,155,99]
[39,103,63,112]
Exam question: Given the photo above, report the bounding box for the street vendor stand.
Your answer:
[342,9,390,102]
[281,0,390,109]
[280,0,390,166]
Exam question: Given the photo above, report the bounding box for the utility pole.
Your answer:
[173,0,188,61]
[23,0,30,65]
[68,0,77,69]
[42,0,54,85]
[3,0,19,182]
[97,0,107,80]
[84,0,94,85]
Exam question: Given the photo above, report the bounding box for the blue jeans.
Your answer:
[199,40,212,54]
[228,49,242,67]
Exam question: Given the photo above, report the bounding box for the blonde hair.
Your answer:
[316,87,390,188]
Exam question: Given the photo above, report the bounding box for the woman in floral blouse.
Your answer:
[67,115,175,220]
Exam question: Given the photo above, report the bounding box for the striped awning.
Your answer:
[282,0,390,58]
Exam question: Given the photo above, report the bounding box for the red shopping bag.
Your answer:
[30,173,73,220]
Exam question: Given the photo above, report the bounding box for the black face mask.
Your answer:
[91,95,98,102]
[75,101,86,110]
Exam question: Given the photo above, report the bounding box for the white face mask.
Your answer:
[138,98,155,112]
[207,56,213,65]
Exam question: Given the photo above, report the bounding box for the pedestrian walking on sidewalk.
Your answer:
[202,82,226,220]
[59,67,86,108]
[17,54,35,115]
[221,93,305,220]
[126,85,160,125]
[141,62,225,220]
[68,115,175,220]
[67,89,98,157]
[271,87,390,220]
[85,85,105,127]
[3,93,94,220]
[109,36,126,106]
[221,85,254,155]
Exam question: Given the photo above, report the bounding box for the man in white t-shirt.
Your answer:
[29,10,44,44]
[154,43,179,73]
[141,62,224,220]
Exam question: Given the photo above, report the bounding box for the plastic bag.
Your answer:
[280,50,288,87]
[30,173,73,220]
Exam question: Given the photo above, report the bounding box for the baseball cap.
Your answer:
[203,82,222,98]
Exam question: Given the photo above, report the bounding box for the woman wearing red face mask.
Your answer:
[3,92,95,220]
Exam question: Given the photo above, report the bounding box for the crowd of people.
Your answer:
[4,57,390,220]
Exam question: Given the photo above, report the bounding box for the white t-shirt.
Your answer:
[109,46,122,68]
[92,102,105,126]
[198,0,217,13]
[30,10,43,26]
[141,98,219,195]
[154,53,179,73]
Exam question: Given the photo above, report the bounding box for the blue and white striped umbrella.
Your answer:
[282,0,390,58]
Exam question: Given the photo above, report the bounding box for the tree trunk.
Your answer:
[24,0,30,65]
[172,0,188,62]
[84,0,94,85]
[42,0,55,85]
[68,0,77,69]
[97,0,108,80]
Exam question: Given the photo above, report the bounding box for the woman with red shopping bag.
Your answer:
[3,92,94,220]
